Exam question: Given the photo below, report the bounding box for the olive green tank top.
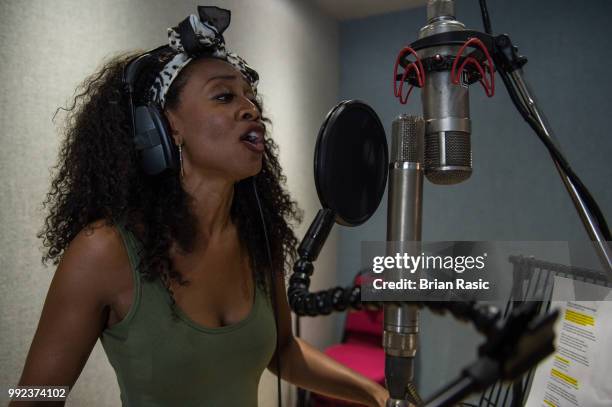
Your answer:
[100,222,277,407]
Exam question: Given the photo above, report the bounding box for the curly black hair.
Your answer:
[39,49,303,304]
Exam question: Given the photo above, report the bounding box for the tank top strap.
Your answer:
[114,220,144,279]
[113,220,145,318]
[101,220,147,338]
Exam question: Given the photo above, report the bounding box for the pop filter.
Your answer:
[314,100,388,226]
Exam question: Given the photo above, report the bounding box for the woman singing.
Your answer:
[15,6,388,407]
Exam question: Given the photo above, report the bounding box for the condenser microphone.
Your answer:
[387,115,424,240]
[384,115,424,406]
[419,0,472,185]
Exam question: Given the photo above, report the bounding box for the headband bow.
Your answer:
[150,6,259,108]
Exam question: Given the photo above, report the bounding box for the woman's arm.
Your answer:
[10,224,126,407]
[267,270,389,407]
[268,336,388,407]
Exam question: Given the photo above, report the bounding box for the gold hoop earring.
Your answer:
[178,143,184,178]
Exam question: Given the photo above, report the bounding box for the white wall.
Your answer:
[0,1,340,405]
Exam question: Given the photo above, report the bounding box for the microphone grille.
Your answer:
[424,131,471,184]
[391,115,423,163]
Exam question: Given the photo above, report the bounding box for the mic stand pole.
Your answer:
[493,35,612,273]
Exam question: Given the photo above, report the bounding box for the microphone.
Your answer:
[419,0,472,185]
[387,115,424,240]
[384,115,424,406]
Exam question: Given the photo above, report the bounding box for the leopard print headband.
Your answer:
[150,6,259,108]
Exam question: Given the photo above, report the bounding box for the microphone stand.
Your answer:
[492,35,612,273]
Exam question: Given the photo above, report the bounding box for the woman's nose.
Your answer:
[238,97,260,121]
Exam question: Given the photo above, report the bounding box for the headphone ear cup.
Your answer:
[133,104,178,175]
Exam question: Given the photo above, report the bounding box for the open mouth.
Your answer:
[240,130,264,153]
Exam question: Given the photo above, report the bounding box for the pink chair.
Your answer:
[310,275,385,406]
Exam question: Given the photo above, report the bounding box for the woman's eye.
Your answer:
[213,93,260,111]
[215,93,234,102]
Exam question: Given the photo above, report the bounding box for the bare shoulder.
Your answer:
[15,220,132,389]
[57,219,131,305]
[70,219,125,260]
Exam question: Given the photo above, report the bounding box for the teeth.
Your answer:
[243,131,258,142]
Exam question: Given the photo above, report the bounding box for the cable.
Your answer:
[252,177,282,407]
[496,67,611,241]
[478,0,610,241]
[478,0,493,34]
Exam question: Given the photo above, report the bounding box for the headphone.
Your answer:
[122,46,178,175]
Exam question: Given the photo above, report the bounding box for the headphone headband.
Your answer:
[123,47,177,176]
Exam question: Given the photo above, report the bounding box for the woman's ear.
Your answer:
[164,109,182,146]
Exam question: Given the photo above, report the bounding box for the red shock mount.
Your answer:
[393,46,425,105]
[393,37,495,104]
[451,37,495,97]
